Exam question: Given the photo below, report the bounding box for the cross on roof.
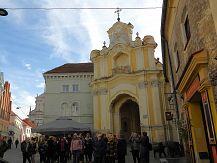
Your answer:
[115,8,122,21]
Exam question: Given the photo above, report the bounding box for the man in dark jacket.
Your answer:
[0,136,8,158]
[21,138,32,163]
[93,133,107,163]
[15,139,19,148]
[117,134,127,163]
[58,137,68,163]
[7,138,12,149]
[140,132,150,163]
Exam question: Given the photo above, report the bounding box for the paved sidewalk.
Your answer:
[4,145,187,163]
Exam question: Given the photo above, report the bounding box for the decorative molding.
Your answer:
[141,124,164,128]
[112,66,131,74]
[151,80,159,87]
[93,88,108,96]
[45,74,94,80]
[138,81,148,88]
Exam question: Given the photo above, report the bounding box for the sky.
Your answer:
[0,0,163,119]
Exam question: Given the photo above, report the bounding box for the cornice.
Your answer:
[177,50,208,93]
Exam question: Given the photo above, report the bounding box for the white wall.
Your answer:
[44,73,93,127]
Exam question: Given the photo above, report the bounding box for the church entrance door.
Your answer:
[120,99,141,140]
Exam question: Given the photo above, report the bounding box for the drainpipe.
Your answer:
[161,0,179,120]
[161,0,180,142]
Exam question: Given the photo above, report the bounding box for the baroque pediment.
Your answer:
[107,21,133,47]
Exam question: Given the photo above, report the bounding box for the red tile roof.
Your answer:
[44,63,94,74]
[10,111,16,116]
[23,118,37,128]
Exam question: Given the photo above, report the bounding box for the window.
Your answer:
[72,84,79,92]
[71,102,79,116]
[184,16,191,44]
[62,85,69,92]
[61,103,68,116]
[176,51,180,72]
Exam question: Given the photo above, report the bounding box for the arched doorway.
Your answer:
[120,99,141,139]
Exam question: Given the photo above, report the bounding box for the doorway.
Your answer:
[120,99,141,140]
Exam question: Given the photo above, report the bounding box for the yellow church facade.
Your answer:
[90,20,172,142]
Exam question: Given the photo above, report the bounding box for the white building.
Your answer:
[9,111,23,142]
[22,118,36,140]
[43,63,94,127]
[29,93,45,126]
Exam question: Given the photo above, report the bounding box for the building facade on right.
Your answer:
[161,0,217,162]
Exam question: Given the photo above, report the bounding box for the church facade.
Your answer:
[90,20,169,142]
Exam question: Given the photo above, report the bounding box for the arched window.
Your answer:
[71,102,79,116]
[61,102,68,116]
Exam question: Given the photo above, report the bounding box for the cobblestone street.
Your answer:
[4,145,163,163]
[3,144,189,163]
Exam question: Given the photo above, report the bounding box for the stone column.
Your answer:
[93,91,100,130]
[150,80,165,142]
[138,81,149,134]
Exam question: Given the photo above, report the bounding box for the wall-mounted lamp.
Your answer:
[0,8,8,16]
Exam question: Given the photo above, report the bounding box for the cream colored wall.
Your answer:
[9,115,23,142]
[44,73,93,126]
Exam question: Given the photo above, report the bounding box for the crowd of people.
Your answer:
[0,131,151,163]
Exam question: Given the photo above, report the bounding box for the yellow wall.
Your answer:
[207,88,217,138]
[189,103,208,151]
[90,21,169,142]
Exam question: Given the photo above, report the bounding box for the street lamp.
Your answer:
[0,8,8,16]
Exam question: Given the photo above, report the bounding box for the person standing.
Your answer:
[129,132,140,163]
[105,133,117,163]
[15,139,19,148]
[0,135,8,158]
[70,133,83,163]
[58,137,68,163]
[66,135,72,161]
[84,133,93,163]
[93,133,107,163]
[38,139,47,163]
[21,138,32,163]
[7,137,12,149]
[30,138,37,163]
[53,137,59,162]
[140,132,150,163]
[46,136,54,163]
[117,134,127,163]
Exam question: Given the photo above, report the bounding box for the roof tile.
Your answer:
[44,63,93,74]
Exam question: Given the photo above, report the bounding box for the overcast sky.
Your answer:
[0,0,163,119]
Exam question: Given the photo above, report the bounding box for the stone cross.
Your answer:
[115,8,122,21]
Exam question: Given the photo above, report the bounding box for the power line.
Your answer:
[11,97,29,117]
[3,7,175,10]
